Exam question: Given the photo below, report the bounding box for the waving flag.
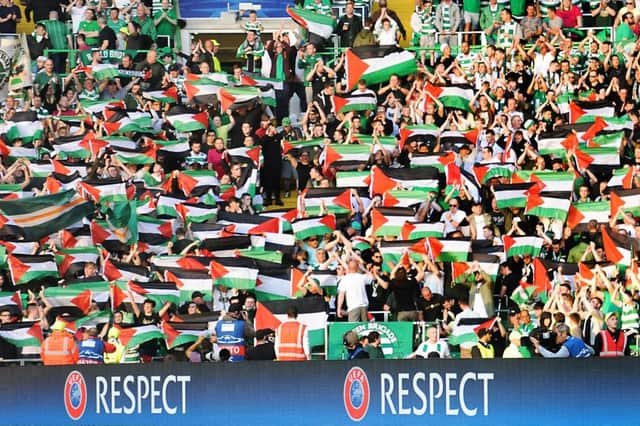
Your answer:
[218,86,261,111]
[492,183,534,209]
[569,100,615,123]
[291,215,335,240]
[333,92,377,113]
[256,296,328,347]
[607,167,635,190]
[117,324,165,348]
[382,189,429,208]
[0,322,43,347]
[163,321,208,349]
[0,190,94,241]
[424,82,474,112]
[514,170,575,193]
[3,111,43,143]
[566,201,611,229]
[166,107,209,133]
[370,207,414,237]
[255,264,295,301]
[209,259,258,290]
[503,236,544,258]
[8,255,58,285]
[525,192,571,221]
[43,287,92,313]
[601,227,632,265]
[345,46,416,89]
[286,6,336,39]
[321,144,370,171]
[610,188,640,217]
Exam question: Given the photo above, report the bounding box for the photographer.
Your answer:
[530,323,595,358]
[214,303,255,362]
[246,329,276,361]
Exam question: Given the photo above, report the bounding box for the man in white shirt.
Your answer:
[441,197,466,236]
[337,258,372,322]
[408,326,450,358]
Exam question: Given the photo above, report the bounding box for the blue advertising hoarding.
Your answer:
[1,359,638,425]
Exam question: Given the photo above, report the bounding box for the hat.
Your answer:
[108,327,120,338]
[350,221,362,231]
[282,117,291,126]
[51,320,66,331]
[119,27,129,36]
[524,119,536,130]
[255,328,274,340]
[191,291,205,299]
[228,303,243,313]
[605,312,617,322]
[211,39,220,46]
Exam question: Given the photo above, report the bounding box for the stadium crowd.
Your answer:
[0,0,636,364]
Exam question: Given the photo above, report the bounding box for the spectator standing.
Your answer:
[133,4,156,41]
[214,303,255,362]
[247,329,276,360]
[594,313,630,357]
[41,320,79,365]
[0,0,21,34]
[275,306,310,361]
[337,258,372,322]
[153,0,177,47]
[435,0,461,48]
[336,0,362,48]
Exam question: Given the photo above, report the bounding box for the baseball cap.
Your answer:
[605,312,617,322]
[191,291,205,299]
[524,119,536,130]
[282,117,291,126]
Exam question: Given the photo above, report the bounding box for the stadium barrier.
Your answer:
[0,358,637,425]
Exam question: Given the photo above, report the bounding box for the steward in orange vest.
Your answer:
[275,306,309,361]
[594,313,629,357]
[41,320,79,365]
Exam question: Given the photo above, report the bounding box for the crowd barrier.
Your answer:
[0,358,637,425]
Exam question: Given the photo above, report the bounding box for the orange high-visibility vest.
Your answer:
[276,321,307,361]
[599,330,626,358]
[41,331,79,365]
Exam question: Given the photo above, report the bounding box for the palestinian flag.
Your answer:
[51,133,101,160]
[514,170,575,193]
[111,146,156,165]
[218,86,261,111]
[242,73,284,91]
[610,188,640,217]
[333,92,377,113]
[102,117,151,135]
[0,141,37,160]
[382,189,429,208]
[78,179,128,203]
[189,222,226,241]
[164,269,213,299]
[607,167,635,190]
[439,130,476,150]
[400,221,445,240]
[345,46,416,90]
[166,107,209,133]
[255,296,329,347]
[303,187,358,214]
[217,211,282,235]
[117,324,166,348]
[424,82,474,112]
[65,279,110,304]
[370,166,440,194]
[103,259,149,282]
[255,264,294,301]
[175,170,219,196]
[0,322,43,347]
[452,255,501,283]
[163,321,208,349]
[227,146,261,167]
[492,183,534,209]
[143,87,178,104]
[236,247,283,264]
[573,147,620,171]
[588,131,624,149]
[3,111,43,143]
[525,192,571,221]
[473,163,514,185]
[156,194,187,217]
[409,153,455,172]
[152,139,190,156]
[42,287,92,314]
[151,255,210,271]
[175,202,217,223]
[127,281,181,306]
[286,6,336,39]
[425,238,471,262]
[503,236,544,258]
[8,255,58,285]
[536,129,576,156]
[379,240,423,270]
[352,134,397,152]
[321,144,370,171]
[209,259,258,290]
[63,310,112,331]
[263,232,296,256]
[569,100,615,123]
[448,317,489,346]
[370,207,414,238]
[336,171,369,188]
[566,201,611,229]
[291,215,335,240]
[55,246,100,277]
[138,215,175,241]
[0,291,22,310]
[399,125,439,152]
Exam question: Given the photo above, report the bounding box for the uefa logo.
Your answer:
[343,367,370,422]
[64,370,87,421]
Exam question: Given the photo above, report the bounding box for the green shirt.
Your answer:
[42,19,69,50]
[34,70,58,91]
[364,345,385,359]
[79,20,100,46]
[464,0,481,14]
[153,8,177,37]
[107,17,126,34]
[134,16,157,40]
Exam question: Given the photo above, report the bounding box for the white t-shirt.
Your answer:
[423,272,444,296]
[441,209,466,235]
[71,6,87,33]
[414,340,450,358]
[337,272,372,311]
